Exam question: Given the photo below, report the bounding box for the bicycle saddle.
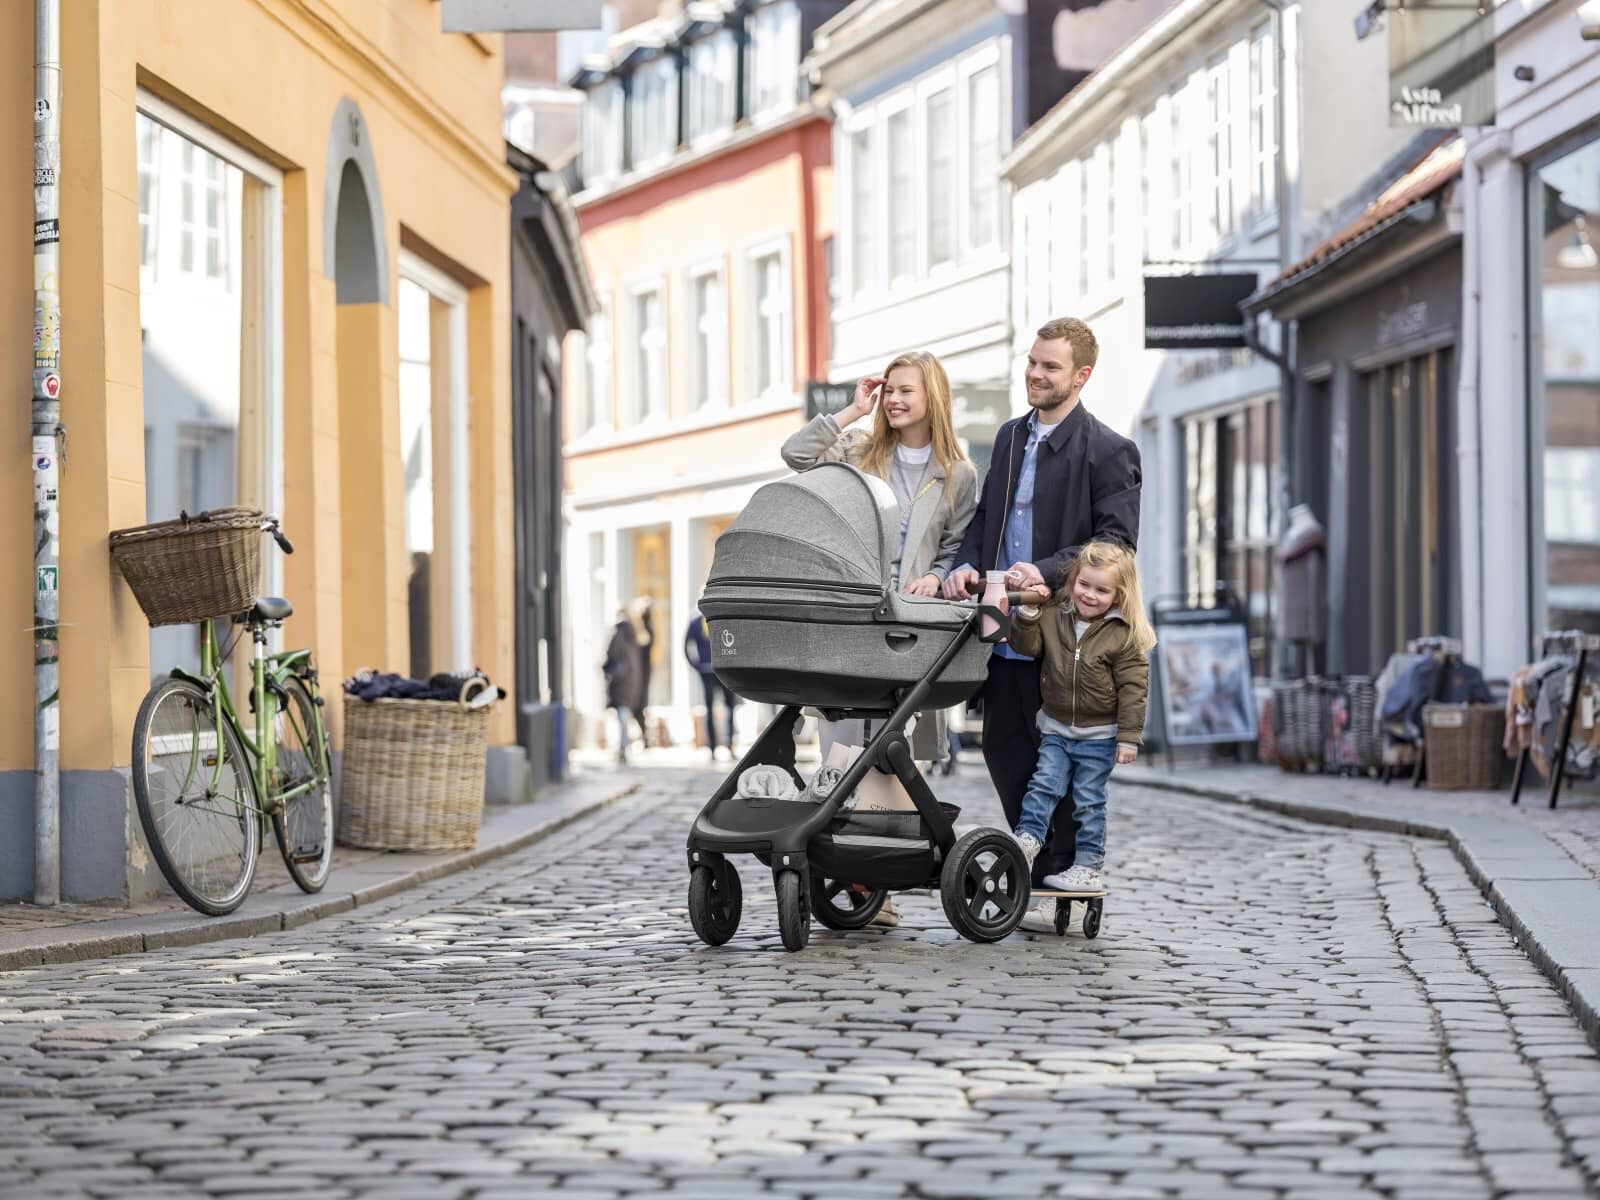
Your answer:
[247,596,293,623]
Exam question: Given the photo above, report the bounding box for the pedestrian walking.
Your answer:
[629,597,656,748]
[603,609,644,764]
[941,317,1141,933]
[1007,541,1154,892]
[782,349,978,927]
[685,608,739,759]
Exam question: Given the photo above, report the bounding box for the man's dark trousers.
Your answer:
[982,654,1075,884]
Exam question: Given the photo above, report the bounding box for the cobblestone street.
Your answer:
[3,767,1599,1199]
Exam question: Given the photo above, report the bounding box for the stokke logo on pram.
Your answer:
[720,628,736,655]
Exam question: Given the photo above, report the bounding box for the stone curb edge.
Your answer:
[1129,774,1600,1052]
[0,780,642,973]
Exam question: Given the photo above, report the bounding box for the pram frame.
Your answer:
[687,595,1030,950]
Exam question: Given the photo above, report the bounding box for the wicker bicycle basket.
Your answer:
[109,507,264,627]
[337,684,491,852]
[1422,702,1506,791]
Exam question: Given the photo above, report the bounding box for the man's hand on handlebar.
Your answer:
[942,566,980,601]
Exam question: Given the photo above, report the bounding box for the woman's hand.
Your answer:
[903,574,941,598]
[1115,744,1138,766]
[840,377,884,426]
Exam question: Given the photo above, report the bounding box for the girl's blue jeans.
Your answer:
[1015,734,1114,870]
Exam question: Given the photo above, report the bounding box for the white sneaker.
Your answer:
[1018,903,1056,934]
[1013,831,1043,869]
[1043,865,1103,892]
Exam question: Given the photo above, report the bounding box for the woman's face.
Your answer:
[881,365,929,433]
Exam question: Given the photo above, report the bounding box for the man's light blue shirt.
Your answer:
[958,413,1052,662]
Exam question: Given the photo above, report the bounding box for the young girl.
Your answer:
[1006,541,1156,892]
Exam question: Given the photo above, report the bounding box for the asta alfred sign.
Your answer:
[1142,274,1258,351]
[1388,1,1495,128]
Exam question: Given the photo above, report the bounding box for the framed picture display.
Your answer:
[1154,618,1258,746]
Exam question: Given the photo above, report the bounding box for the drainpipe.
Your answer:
[1457,140,1483,668]
[32,0,63,907]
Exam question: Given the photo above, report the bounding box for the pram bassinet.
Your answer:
[698,463,989,711]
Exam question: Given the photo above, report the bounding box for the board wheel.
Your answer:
[1082,899,1102,940]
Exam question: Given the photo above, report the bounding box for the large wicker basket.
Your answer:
[1422,702,1506,791]
[337,684,491,852]
[109,507,264,627]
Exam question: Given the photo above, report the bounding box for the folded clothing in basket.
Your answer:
[344,667,504,705]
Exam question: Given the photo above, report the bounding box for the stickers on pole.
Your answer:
[43,705,59,752]
[33,435,58,507]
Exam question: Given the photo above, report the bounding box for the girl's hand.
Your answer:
[1115,744,1138,766]
[903,573,941,598]
[842,377,884,425]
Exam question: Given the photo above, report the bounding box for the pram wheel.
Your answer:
[688,860,743,946]
[940,828,1029,943]
[775,870,811,951]
[810,875,888,930]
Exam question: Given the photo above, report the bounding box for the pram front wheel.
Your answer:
[810,875,888,930]
[940,828,1029,943]
[688,861,743,946]
[775,869,811,951]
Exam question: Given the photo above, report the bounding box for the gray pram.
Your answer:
[686,463,1031,950]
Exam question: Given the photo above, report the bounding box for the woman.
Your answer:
[603,609,644,764]
[781,350,978,925]
[629,597,656,747]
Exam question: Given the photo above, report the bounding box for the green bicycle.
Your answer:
[131,516,334,915]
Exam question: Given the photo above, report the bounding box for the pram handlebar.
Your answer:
[960,578,1041,607]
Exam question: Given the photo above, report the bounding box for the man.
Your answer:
[943,317,1141,931]
[685,608,739,759]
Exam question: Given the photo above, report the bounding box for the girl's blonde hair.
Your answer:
[1066,541,1157,654]
[858,350,968,483]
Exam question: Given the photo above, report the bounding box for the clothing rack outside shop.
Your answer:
[1509,630,1600,810]
[1381,635,1465,789]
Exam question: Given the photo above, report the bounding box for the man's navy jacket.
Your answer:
[953,399,1141,591]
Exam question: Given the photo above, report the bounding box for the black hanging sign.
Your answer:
[1143,273,1258,350]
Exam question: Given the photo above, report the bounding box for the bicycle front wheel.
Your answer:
[133,677,260,915]
[271,676,334,893]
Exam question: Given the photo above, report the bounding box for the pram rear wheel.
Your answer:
[810,876,888,930]
[688,861,743,946]
[940,828,1029,943]
[775,869,811,951]
[1082,899,1103,940]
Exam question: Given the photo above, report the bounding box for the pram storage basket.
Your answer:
[699,463,988,710]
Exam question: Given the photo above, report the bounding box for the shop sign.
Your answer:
[1388,2,1495,128]
[804,380,855,421]
[442,0,602,32]
[1143,274,1258,350]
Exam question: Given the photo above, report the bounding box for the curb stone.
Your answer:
[1127,771,1600,1051]
[0,776,641,971]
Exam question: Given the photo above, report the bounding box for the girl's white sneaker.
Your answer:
[1042,865,1103,891]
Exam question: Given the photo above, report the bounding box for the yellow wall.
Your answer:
[0,0,519,771]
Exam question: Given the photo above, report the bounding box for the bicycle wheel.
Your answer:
[270,676,334,893]
[133,677,260,915]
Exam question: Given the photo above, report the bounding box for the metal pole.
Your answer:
[32,0,62,907]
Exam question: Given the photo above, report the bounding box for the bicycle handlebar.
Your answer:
[262,516,295,556]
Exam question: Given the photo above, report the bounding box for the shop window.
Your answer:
[137,96,281,682]
[1183,397,1277,676]
[1532,136,1600,635]
[618,524,671,708]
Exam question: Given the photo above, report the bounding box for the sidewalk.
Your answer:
[0,767,639,971]
[1121,757,1600,1046]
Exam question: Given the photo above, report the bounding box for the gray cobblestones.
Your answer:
[1,770,1598,1198]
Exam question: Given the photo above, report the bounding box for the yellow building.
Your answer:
[1,0,523,902]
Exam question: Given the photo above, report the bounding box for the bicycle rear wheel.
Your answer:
[133,677,260,915]
[270,676,333,893]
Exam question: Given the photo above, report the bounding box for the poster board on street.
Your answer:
[1153,616,1258,747]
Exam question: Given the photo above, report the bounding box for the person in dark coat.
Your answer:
[942,317,1141,931]
[603,610,644,763]
[629,597,656,747]
[685,608,739,758]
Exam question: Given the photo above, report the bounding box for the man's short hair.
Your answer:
[1036,317,1098,371]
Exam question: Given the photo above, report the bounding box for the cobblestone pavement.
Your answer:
[3,768,1600,1199]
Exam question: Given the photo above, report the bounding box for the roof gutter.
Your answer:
[1243,197,1438,314]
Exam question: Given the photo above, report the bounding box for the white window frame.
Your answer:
[1248,22,1278,221]
[583,78,624,186]
[687,259,728,412]
[629,55,678,172]
[747,2,801,122]
[745,235,793,403]
[398,250,474,673]
[584,295,613,434]
[1138,106,1161,265]
[687,30,735,145]
[136,88,284,614]
[922,76,958,272]
[960,46,1005,256]
[628,278,669,425]
[1206,56,1233,243]
[844,115,878,297]
[137,114,159,275]
[882,89,918,285]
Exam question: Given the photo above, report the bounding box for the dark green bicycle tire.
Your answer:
[132,676,260,916]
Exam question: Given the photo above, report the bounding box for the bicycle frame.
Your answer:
[169,619,325,827]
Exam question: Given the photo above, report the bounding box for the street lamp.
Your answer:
[1354,0,1385,42]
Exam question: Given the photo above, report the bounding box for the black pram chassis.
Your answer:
[685,604,1031,951]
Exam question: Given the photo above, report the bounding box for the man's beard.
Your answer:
[1027,381,1075,412]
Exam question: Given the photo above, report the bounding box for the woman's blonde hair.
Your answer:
[1066,541,1157,655]
[858,350,967,483]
